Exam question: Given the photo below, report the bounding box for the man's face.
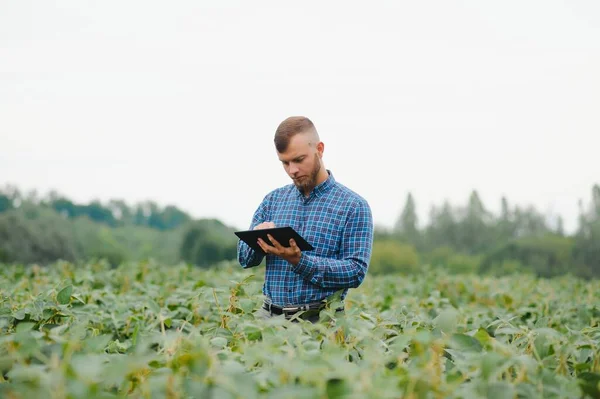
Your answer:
[277,133,323,193]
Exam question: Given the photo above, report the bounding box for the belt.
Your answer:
[262,300,343,317]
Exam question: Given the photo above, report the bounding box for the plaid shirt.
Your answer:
[237,170,373,306]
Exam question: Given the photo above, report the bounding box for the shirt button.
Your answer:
[288,289,292,292]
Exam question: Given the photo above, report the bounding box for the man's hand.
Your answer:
[257,233,302,266]
[253,221,276,230]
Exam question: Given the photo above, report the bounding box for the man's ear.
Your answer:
[317,142,324,156]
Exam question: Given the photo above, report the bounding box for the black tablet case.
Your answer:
[235,226,314,255]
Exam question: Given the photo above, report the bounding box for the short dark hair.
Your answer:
[274,116,317,153]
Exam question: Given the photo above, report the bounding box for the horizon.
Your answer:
[1,180,597,234]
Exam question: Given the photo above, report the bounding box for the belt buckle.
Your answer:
[282,306,300,317]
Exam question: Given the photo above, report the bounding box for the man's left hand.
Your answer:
[257,234,301,265]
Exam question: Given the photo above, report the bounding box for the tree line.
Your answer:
[0,183,598,279]
[371,184,600,278]
[0,185,191,230]
[0,185,237,267]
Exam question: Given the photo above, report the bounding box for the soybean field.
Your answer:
[1,261,599,398]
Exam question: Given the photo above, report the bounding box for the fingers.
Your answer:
[289,238,299,251]
[253,221,276,230]
[266,234,280,247]
[257,238,270,253]
[253,222,266,230]
[290,239,301,257]
[258,235,297,256]
[257,235,280,254]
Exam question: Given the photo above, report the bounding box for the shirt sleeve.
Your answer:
[291,198,373,288]
[237,194,270,268]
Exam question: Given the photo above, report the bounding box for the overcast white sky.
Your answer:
[1,1,599,233]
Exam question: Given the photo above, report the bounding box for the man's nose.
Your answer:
[288,164,299,174]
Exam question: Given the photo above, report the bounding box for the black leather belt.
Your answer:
[262,300,343,317]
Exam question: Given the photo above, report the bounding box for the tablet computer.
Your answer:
[235,226,314,255]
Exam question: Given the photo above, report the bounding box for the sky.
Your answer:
[1,1,599,233]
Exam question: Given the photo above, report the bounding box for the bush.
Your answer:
[180,219,238,267]
[480,234,576,278]
[428,246,455,267]
[0,210,78,264]
[494,259,525,276]
[426,246,480,274]
[369,240,419,275]
[445,253,481,274]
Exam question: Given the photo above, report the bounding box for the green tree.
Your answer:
[393,192,420,248]
[425,201,459,251]
[496,196,515,241]
[593,184,600,218]
[556,216,565,237]
[84,200,117,226]
[513,205,549,238]
[0,194,12,213]
[573,184,600,276]
[161,205,191,230]
[49,197,79,218]
[457,190,492,254]
[108,199,132,224]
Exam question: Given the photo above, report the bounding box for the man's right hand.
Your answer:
[254,221,275,230]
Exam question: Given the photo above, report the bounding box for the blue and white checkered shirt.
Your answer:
[237,170,374,306]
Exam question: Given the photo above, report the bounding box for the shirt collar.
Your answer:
[296,169,335,199]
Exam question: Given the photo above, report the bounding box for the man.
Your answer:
[237,116,374,322]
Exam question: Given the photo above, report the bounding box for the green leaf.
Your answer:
[83,334,112,352]
[326,289,344,308]
[474,327,493,349]
[241,323,262,341]
[326,378,352,399]
[15,322,35,334]
[71,294,86,305]
[13,309,26,320]
[515,383,539,399]
[131,323,140,347]
[148,299,161,314]
[183,379,210,397]
[239,298,255,313]
[106,339,128,354]
[494,327,522,336]
[434,308,458,333]
[487,382,515,399]
[71,354,105,382]
[57,285,72,305]
[210,337,227,348]
[481,352,505,380]
[194,280,207,289]
[578,372,600,398]
[449,333,483,353]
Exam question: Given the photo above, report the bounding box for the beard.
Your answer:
[294,154,322,194]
